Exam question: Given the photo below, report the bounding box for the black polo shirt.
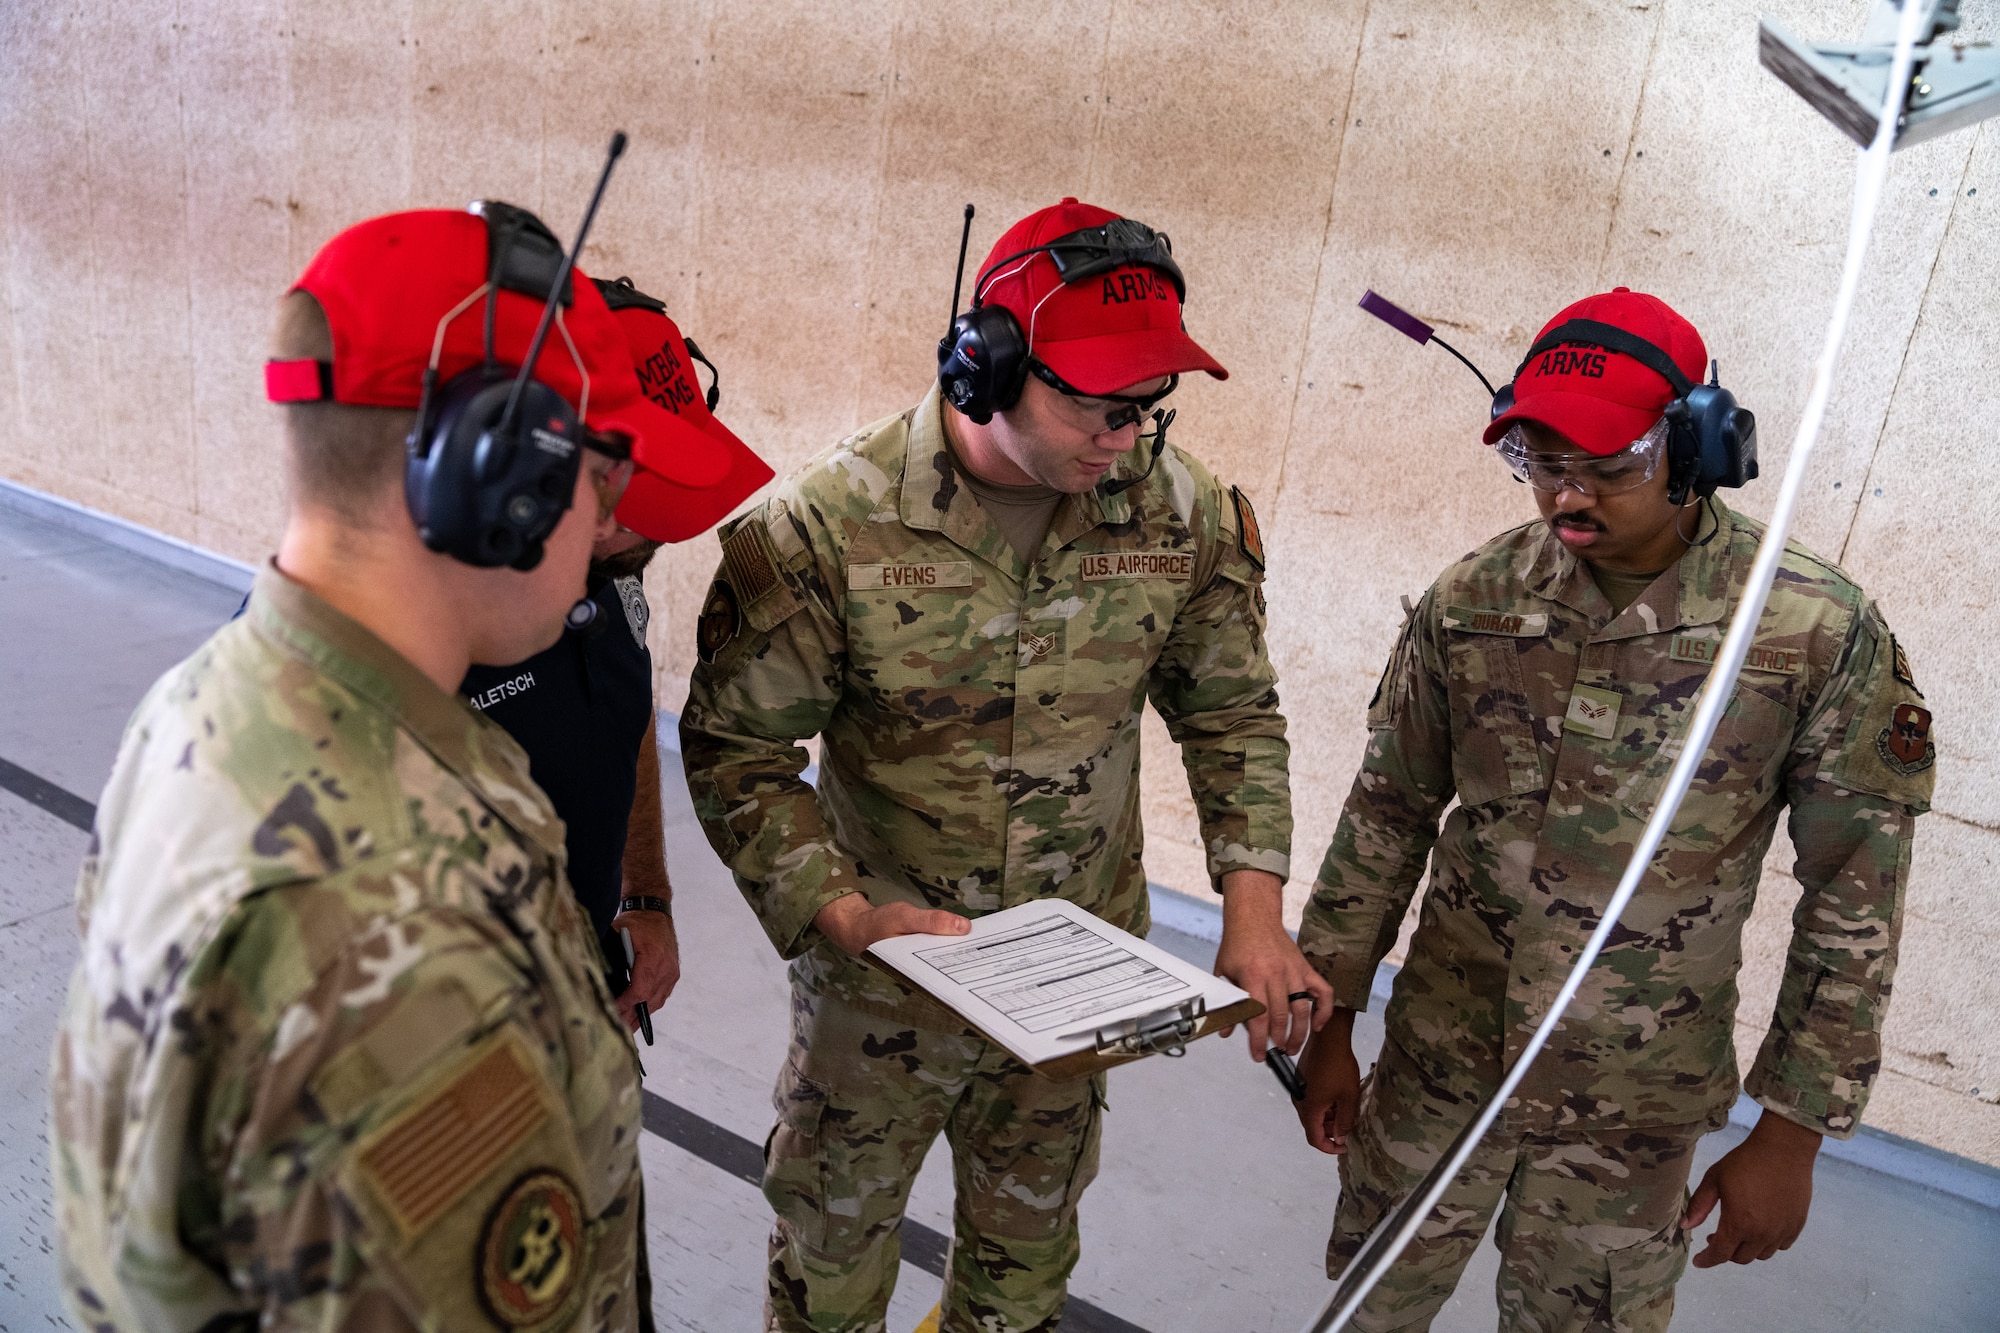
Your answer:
[461,574,654,963]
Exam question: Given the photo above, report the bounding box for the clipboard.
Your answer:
[865,898,1265,1080]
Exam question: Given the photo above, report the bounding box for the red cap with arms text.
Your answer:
[1483,287,1708,457]
[271,208,731,490]
[596,279,775,543]
[976,197,1227,395]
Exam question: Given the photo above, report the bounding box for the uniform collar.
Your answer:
[1523,503,1747,639]
[246,561,567,859]
[899,385,1133,575]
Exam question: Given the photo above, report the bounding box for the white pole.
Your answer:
[1302,4,1932,1327]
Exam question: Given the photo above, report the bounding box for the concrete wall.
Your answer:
[4,0,1995,1164]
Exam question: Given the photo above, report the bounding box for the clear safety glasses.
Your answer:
[1028,359,1179,434]
[1494,415,1671,496]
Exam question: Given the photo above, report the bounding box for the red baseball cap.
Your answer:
[268,207,731,490]
[976,198,1227,395]
[1483,287,1708,457]
[595,278,776,542]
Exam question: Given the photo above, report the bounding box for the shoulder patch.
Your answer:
[721,520,805,632]
[1876,702,1935,776]
[356,1034,551,1238]
[1230,485,1265,572]
[614,576,649,651]
[478,1168,590,1329]
[696,580,742,664]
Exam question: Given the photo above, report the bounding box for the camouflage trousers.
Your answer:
[1328,1041,1701,1333]
[762,982,1105,1332]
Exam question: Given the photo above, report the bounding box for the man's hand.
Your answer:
[612,908,680,1032]
[1682,1108,1821,1268]
[1293,1009,1362,1154]
[1212,869,1334,1060]
[814,892,970,957]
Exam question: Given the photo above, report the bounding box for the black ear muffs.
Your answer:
[1663,380,1758,502]
[937,304,1030,425]
[403,200,586,570]
[1493,318,1758,505]
[405,368,582,570]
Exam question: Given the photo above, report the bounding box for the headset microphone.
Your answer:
[1098,408,1175,496]
[403,132,629,571]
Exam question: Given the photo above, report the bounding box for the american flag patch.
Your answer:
[357,1036,549,1236]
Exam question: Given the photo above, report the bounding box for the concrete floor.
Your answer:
[3,497,1998,1332]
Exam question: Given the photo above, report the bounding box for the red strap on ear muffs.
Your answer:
[265,359,335,402]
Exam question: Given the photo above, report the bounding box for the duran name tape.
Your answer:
[1443,607,1549,637]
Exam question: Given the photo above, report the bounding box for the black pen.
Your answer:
[1266,1047,1306,1101]
[620,926,654,1046]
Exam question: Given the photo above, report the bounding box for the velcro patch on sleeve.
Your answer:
[1079,551,1194,581]
[848,561,975,590]
[356,1034,551,1238]
[1891,635,1923,697]
[1441,607,1547,637]
[721,520,805,632]
[1230,486,1265,572]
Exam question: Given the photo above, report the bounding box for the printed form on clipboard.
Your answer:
[865,898,1264,1079]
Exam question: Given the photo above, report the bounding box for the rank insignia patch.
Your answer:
[478,1169,589,1329]
[1891,635,1923,697]
[1231,486,1265,572]
[1877,702,1935,775]
[696,580,741,664]
[1564,684,1622,739]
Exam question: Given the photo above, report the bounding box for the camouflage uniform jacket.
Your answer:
[1299,506,1932,1137]
[50,565,645,1331]
[681,387,1289,1022]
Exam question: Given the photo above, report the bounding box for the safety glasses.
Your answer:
[1028,359,1179,433]
[1494,416,1670,496]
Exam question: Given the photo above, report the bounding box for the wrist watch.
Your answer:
[618,895,672,918]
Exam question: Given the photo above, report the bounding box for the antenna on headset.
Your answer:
[947,204,975,334]
[1359,289,1497,398]
[497,131,629,437]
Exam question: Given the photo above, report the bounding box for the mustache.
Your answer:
[1550,513,1603,533]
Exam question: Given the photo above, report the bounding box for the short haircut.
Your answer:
[273,290,414,524]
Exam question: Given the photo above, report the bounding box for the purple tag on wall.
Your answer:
[1358,290,1434,345]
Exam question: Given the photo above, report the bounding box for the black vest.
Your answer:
[461,575,653,964]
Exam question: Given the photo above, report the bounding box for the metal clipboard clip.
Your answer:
[1092,996,1207,1060]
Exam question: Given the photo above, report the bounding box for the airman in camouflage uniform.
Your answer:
[46,204,701,1330]
[1294,290,1932,1331]
[682,199,1327,1331]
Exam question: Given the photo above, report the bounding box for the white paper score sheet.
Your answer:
[866,898,1253,1068]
